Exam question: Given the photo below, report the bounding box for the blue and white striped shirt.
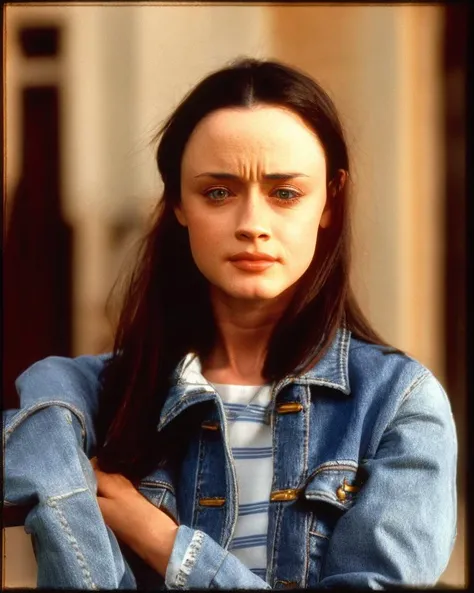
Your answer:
[210,382,273,580]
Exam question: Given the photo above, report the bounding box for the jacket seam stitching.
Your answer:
[269,501,283,586]
[307,462,358,481]
[267,385,281,582]
[46,498,98,589]
[302,385,311,586]
[305,492,347,506]
[382,371,433,439]
[303,508,311,587]
[302,386,310,481]
[139,481,176,495]
[192,436,205,528]
[159,391,215,430]
[4,402,87,444]
[309,530,329,540]
[399,370,432,406]
[365,369,437,464]
[338,327,350,390]
[209,550,233,588]
[296,378,345,389]
[47,489,89,502]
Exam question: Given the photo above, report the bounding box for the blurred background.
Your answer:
[3,3,467,588]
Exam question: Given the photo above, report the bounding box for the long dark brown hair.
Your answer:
[96,58,392,479]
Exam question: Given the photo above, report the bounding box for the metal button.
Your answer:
[270,488,302,502]
[336,478,360,502]
[199,497,226,507]
[275,402,303,414]
[275,580,299,589]
[201,420,220,431]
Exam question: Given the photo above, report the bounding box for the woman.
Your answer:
[4,58,457,589]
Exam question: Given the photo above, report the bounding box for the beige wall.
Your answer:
[269,5,445,380]
[5,4,273,354]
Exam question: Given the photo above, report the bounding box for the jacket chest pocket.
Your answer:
[138,479,178,524]
[303,464,362,587]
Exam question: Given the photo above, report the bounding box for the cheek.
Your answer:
[185,216,223,265]
[283,215,320,264]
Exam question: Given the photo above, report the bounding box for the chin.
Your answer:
[223,283,287,301]
[236,292,279,301]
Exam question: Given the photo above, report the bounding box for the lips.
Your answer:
[229,252,277,262]
[228,252,277,272]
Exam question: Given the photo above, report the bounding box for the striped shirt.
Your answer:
[210,382,273,581]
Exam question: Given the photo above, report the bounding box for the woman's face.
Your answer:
[177,105,330,303]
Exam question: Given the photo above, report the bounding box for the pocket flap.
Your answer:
[304,462,363,511]
[138,480,178,523]
[139,464,178,522]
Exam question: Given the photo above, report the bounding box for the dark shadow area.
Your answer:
[443,4,467,492]
[3,26,73,410]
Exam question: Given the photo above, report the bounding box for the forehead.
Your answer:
[181,105,326,173]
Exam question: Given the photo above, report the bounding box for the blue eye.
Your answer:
[206,188,230,201]
[273,188,300,201]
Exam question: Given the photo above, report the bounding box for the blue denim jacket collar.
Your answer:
[158,326,351,432]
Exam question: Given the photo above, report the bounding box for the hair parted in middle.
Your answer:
[96,57,390,479]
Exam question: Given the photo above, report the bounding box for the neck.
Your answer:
[201,287,294,385]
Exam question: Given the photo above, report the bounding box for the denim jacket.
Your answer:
[3,328,457,589]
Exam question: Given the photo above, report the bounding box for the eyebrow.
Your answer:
[193,172,310,180]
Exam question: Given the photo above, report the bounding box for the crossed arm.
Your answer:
[91,457,178,577]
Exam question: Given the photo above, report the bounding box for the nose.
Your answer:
[235,227,270,241]
[234,194,271,241]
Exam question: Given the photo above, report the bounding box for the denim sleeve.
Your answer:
[12,353,111,455]
[317,372,458,588]
[165,525,271,589]
[4,405,136,589]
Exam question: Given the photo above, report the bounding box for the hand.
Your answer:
[91,457,179,576]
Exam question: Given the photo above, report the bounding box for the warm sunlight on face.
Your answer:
[177,105,329,304]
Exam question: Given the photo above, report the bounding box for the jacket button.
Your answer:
[199,497,226,507]
[275,402,303,414]
[275,580,299,589]
[270,488,302,502]
[336,478,361,501]
[201,420,220,431]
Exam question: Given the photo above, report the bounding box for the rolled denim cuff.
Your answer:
[165,525,270,589]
